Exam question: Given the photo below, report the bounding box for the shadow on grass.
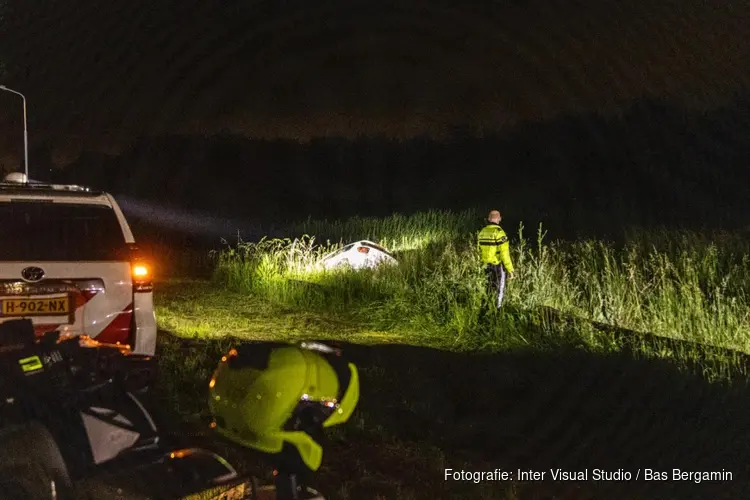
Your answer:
[155,330,750,499]
[338,341,750,499]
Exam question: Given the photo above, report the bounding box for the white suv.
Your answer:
[0,172,157,355]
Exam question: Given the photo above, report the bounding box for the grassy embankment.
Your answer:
[161,209,750,373]
[154,209,750,499]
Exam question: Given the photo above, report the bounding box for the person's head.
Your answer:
[488,210,501,223]
[208,341,360,474]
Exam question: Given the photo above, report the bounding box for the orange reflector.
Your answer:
[209,378,216,388]
[357,246,370,253]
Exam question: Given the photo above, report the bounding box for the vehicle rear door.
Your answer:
[0,199,134,343]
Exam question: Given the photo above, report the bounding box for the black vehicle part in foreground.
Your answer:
[0,319,327,499]
[0,319,231,499]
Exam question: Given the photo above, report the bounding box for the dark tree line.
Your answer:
[52,96,750,245]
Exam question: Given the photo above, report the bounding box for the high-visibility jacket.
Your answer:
[477,223,514,272]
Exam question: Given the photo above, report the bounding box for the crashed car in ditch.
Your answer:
[317,240,397,271]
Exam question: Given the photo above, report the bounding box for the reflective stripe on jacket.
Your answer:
[477,223,514,272]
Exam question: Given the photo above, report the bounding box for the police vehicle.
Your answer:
[0,172,157,356]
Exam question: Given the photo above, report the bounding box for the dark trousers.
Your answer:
[484,264,507,309]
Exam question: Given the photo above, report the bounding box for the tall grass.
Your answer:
[212,211,750,358]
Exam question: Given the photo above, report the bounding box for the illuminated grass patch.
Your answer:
[153,211,750,499]
[210,210,750,360]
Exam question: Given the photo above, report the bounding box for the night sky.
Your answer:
[1,0,749,167]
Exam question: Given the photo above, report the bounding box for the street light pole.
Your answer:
[0,85,29,178]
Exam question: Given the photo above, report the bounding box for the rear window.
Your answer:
[0,201,127,261]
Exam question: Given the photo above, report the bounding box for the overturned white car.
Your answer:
[318,240,398,271]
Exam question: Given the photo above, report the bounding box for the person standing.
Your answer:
[477,210,514,309]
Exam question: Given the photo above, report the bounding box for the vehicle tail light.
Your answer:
[132,263,153,293]
[132,264,149,278]
[128,244,153,293]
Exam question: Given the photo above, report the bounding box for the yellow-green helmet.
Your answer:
[207,341,360,472]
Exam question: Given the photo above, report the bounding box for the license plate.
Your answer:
[0,296,71,317]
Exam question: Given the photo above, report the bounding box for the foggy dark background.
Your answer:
[1,0,749,245]
[48,96,750,241]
